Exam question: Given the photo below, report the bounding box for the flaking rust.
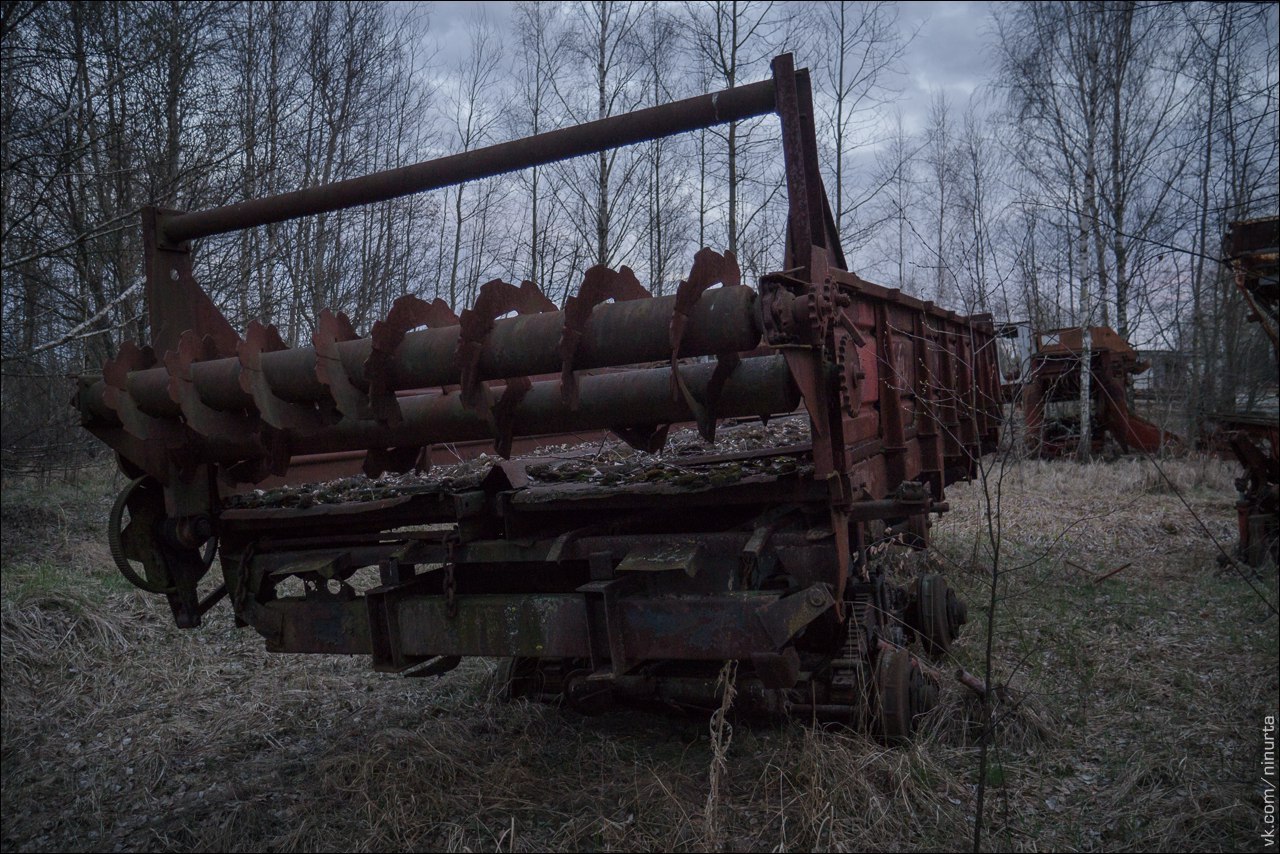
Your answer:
[76,54,1002,739]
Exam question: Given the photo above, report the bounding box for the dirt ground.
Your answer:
[2,454,1277,852]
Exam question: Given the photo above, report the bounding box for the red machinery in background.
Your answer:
[999,323,1181,458]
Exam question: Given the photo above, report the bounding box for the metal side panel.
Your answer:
[375,585,834,664]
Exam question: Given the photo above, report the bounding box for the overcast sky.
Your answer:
[417,1,1000,135]
[897,1,996,128]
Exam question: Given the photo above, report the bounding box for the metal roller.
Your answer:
[86,285,761,426]
[83,354,798,466]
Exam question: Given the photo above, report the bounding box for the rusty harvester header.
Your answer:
[74,55,1002,737]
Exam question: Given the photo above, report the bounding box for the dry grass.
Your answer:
[932,454,1277,852]
[2,455,1276,852]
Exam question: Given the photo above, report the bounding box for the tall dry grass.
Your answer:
[2,456,1275,852]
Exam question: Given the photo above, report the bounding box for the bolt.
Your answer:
[190,515,213,541]
[808,587,828,609]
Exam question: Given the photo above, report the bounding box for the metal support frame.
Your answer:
[80,53,1000,730]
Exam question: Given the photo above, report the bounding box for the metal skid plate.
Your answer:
[366,585,833,668]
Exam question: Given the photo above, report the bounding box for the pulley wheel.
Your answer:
[108,476,217,595]
[874,647,914,742]
[108,476,176,594]
[909,574,964,659]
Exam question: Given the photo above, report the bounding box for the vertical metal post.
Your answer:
[141,206,240,357]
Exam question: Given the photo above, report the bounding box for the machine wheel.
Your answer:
[495,657,545,701]
[108,476,217,595]
[875,647,914,742]
[875,647,937,743]
[908,574,966,659]
[108,476,176,594]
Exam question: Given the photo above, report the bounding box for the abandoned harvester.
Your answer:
[74,55,1002,738]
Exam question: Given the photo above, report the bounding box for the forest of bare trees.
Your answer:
[2,1,1277,475]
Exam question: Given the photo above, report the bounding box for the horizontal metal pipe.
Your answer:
[106,286,761,419]
[87,354,799,464]
[394,285,761,390]
[162,79,778,244]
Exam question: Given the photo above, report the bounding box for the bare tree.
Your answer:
[444,12,507,309]
[685,0,789,258]
[638,5,694,294]
[550,1,647,275]
[512,2,568,289]
[1181,2,1279,424]
[997,1,1214,456]
[814,0,908,251]
[1,1,230,472]
[953,100,1008,315]
[1,1,436,475]
[921,91,959,305]
[860,109,918,290]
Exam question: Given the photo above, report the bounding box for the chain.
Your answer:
[443,564,457,619]
[830,585,873,716]
[443,531,460,619]
[232,540,258,616]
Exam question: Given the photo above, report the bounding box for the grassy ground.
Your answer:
[2,455,1276,852]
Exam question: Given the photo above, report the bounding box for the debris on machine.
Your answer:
[224,417,813,509]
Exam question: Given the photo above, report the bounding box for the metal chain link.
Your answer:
[444,564,457,619]
[443,531,460,619]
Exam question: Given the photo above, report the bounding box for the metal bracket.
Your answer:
[365,294,458,425]
[738,504,802,590]
[616,540,704,577]
[379,556,417,587]
[756,583,836,648]
[491,376,532,459]
[577,551,641,680]
[668,249,742,441]
[443,531,460,619]
[560,265,651,409]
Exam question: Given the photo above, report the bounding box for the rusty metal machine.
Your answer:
[74,55,1002,737]
[1013,325,1182,458]
[1218,217,1278,567]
